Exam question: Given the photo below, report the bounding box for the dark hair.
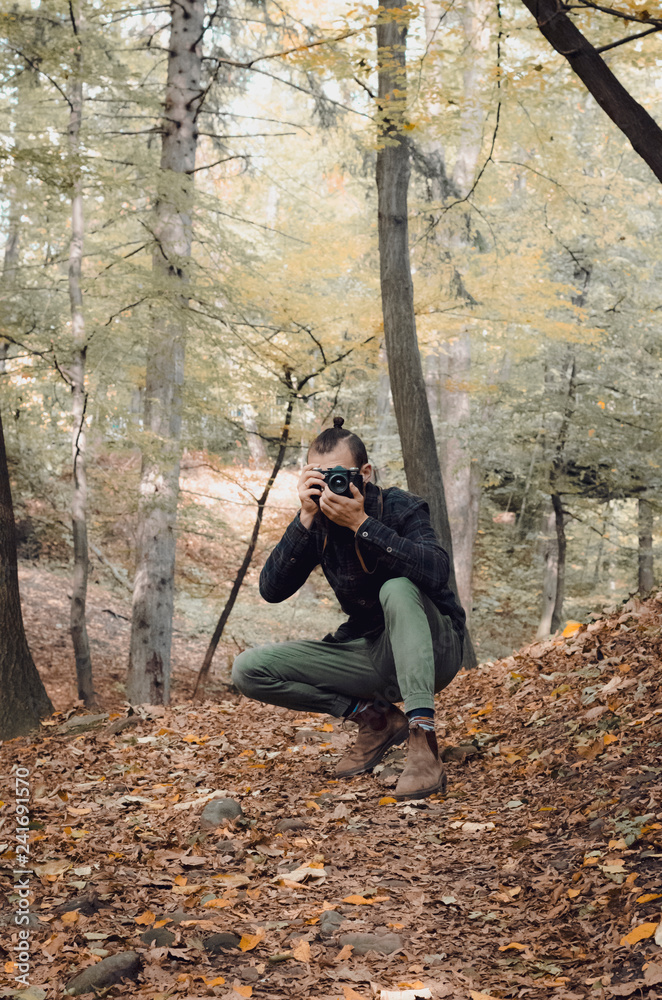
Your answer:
[308,416,369,468]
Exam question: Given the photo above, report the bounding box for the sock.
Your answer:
[343,699,372,718]
[407,708,435,731]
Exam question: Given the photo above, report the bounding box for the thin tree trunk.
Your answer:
[193,399,294,700]
[537,504,558,638]
[242,403,268,468]
[376,0,476,667]
[127,0,204,705]
[550,490,566,632]
[592,503,608,586]
[67,8,96,707]
[0,408,53,739]
[638,497,654,593]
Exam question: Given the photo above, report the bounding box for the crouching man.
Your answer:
[231,417,465,800]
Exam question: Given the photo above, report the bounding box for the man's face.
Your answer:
[308,443,372,484]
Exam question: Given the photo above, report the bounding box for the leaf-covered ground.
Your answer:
[2,592,662,1000]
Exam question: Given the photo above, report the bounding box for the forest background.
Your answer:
[1,0,661,719]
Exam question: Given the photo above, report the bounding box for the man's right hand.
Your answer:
[297,463,326,529]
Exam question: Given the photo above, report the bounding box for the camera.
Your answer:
[312,465,364,502]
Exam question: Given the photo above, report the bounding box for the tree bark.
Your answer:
[519,0,662,183]
[638,497,654,593]
[127,0,204,705]
[193,398,294,700]
[242,403,268,468]
[376,0,476,666]
[536,504,558,638]
[67,7,96,707]
[0,408,53,739]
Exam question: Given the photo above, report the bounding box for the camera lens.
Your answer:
[328,473,348,494]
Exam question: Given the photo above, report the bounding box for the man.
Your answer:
[232,417,465,800]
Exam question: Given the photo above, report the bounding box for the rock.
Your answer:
[140,927,176,947]
[53,893,102,916]
[338,932,402,955]
[237,967,260,982]
[203,932,241,954]
[153,910,190,925]
[200,797,243,828]
[318,909,344,938]
[64,951,142,995]
[275,818,309,833]
[441,743,478,764]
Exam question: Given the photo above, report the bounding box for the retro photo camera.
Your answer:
[312,465,364,502]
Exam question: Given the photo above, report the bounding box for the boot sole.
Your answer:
[334,723,409,778]
[393,772,447,801]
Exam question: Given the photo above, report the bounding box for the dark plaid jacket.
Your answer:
[259,482,465,643]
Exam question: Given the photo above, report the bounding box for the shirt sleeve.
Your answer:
[259,512,322,603]
[354,501,450,594]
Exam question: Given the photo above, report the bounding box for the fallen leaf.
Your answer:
[379,797,397,805]
[239,928,265,952]
[620,922,658,946]
[342,987,364,1000]
[335,944,354,962]
[469,992,501,1000]
[379,989,432,1000]
[234,985,252,998]
[498,942,526,951]
[636,893,662,903]
[563,621,582,637]
[202,976,226,986]
[134,910,156,925]
[568,888,581,898]
[60,910,79,924]
[291,939,311,963]
[202,897,231,908]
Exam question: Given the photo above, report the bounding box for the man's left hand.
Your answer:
[319,483,368,534]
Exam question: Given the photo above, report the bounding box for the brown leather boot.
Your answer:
[393,723,447,800]
[334,704,409,778]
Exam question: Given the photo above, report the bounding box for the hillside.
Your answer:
[1,594,661,999]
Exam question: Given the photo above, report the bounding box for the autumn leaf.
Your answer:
[379,796,397,805]
[134,910,156,925]
[562,621,582,637]
[637,893,662,903]
[202,897,231,908]
[239,928,265,951]
[291,939,311,963]
[202,976,226,986]
[498,942,526,951]
[469,992,501,1000]
[472,702,493,717]
[234,985,252,998]
[620,922,659,946]
[342,987,364,1000]
[567,887,581,898]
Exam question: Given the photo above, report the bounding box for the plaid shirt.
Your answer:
[259,482,466,643]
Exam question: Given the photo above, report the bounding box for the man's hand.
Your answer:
[297,463,326,529]
[319,482,368,534]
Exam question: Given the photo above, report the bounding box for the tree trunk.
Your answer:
[376,0,476,667]
[536,504,558,638]
[638,497,654,593]
[193,398,294,700]
[127,0,204,704]
[242,403,268,468]
[0,408,53,739]
[438,334,480,627]
[519,0,662,184]
[67,10,96,707]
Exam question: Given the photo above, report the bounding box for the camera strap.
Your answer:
[355,487,383,575]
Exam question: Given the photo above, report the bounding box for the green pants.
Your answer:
[231,577,463,717]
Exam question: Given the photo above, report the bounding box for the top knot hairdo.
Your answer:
[308,416,369,469]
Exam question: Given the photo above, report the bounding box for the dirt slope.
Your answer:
[1,595,661,999]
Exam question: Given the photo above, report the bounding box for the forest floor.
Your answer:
[1,566,662,1000]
